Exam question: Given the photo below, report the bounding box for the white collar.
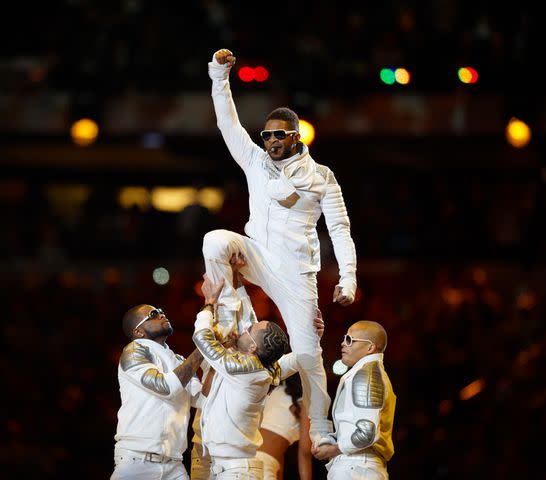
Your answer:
[271,143,309,170]
[136,338,170,350]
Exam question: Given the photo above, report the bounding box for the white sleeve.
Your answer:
[119,342,185,402]
[188,376,203,408]
[208,56,263,170]
[193,311,269,385]
[278,352,299,380]
[320,169,357,298]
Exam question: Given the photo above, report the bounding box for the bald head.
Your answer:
[350,320,387,352]
[122,304,149,339]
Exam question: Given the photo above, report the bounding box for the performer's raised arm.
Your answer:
[208,48,263,169]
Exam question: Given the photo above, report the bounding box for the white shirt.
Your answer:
[331,353,396,460]
[114,339,201,459]
[193,310,299,458]
[209,57,357,297]
[260,384,300,445]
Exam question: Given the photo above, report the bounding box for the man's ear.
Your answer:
[295,132,301,142]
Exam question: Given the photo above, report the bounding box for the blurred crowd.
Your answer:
[1,171,543,265]
[3,0,538,97]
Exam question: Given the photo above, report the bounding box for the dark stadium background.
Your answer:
[1,1,544,478]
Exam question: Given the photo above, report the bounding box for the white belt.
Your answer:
[115,448,183,464]
[327,451,385,472]
[336,451,385,464]
[211,457,263,474]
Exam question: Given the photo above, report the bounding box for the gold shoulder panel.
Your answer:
[351,418,376,449]
[193,328,265,375]
[120,341,154,372]
[352,361,385,408]
[224,351,265,375]
[141,368,171,396]
[193,329,225,361]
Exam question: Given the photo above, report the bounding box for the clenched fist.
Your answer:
[214,49,236,67]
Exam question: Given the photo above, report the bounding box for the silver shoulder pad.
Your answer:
[352,361,385,408]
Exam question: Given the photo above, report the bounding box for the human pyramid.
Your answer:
[110,49,396,480]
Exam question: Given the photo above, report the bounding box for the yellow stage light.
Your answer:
[118,187,150,211]
[151,187,197,212]
[197,187,225,213]
[505,117,531,148]
[299,119,315,145]
[70,118,99,147]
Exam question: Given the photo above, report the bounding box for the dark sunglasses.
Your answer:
[342,334,373,347]
[260,129,297,141]
[134,308,164,329]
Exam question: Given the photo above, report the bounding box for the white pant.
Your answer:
[202,230,332,436]
[111,454,189,480]
[254,451,280,480]
[210,457,263,479]
[327,454,388,480]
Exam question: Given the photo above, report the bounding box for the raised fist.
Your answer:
[214,48,236,67]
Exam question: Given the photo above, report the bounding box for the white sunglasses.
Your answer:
[342,334,374,347]
[134,308,164,330]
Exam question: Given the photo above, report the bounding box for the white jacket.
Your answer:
[331,353,396,461]
[193,310,299,458]
[209,57,357,296]
[114,339,201,459]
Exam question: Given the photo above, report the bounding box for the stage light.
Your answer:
[238,66,255,82]
[332,359,348,375]
[380,68,396,85]
[459,378,485,401]
[70,118,98,146]
[299,119,315,145]
[254,66,269,82]
[505,117,531,148]
[118,186,150,211]
[197,187,225,213]
[151,187,197,212]
[394,68,410,84]
[458,67,478,84]
[152,267,170,285]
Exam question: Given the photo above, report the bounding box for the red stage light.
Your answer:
[238,66,255,82]
[254,66,269,82]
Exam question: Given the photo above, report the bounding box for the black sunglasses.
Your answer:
[260,129,298,141]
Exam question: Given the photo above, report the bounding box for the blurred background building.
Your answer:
[1,1,544,478]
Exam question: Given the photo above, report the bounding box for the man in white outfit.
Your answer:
[111,305,203,480]
[205,47,357,443]
[193,274,299,479]
[190,255,257,479]
[312,321,396,480]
